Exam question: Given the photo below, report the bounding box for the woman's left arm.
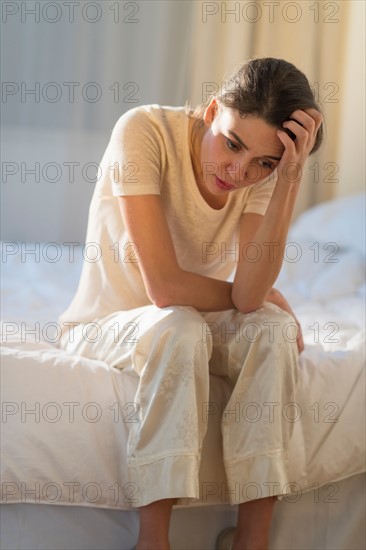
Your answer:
[232,108,323,314]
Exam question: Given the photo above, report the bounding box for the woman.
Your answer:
[58,57,323,549]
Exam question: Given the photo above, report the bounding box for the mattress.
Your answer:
[1,193,365,513]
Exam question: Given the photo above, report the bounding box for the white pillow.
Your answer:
[307,249,365,301]
[290,193,366,257]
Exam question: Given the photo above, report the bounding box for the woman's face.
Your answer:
[193,98,285,207]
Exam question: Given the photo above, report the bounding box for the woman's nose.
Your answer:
[225,156,252,184]
[225,153,254,181]
[225,162,241,183]
[226,157,263,185]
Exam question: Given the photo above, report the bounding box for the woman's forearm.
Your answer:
[232,107,322,313]
[153,178,300,314]
[153,269,235,311]
[154,180,299,314]
[232,179,300,312]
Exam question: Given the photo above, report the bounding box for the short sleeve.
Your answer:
[242,170,277,216]
[107,106,163,197]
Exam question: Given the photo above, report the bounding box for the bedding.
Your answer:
[1,193,365,548]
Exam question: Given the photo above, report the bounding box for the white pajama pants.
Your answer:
[58,302,299,507]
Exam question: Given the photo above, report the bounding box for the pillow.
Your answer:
[307,249,365,301]
[289,193,366,257]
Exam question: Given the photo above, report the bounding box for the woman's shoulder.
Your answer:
[113,104,186,127]
[109,104,188,147]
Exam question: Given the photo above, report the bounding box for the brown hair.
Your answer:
[185,57,324,156]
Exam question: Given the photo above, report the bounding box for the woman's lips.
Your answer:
[215,176,237,191]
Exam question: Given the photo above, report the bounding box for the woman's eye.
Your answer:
[226,138,239,151]
[258,159,274,170]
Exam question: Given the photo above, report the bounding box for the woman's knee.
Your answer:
[161,305,209,346]
[136,305,212,382]
[258,303,298,347]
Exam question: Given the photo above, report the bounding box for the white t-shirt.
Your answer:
[58,104,276,329]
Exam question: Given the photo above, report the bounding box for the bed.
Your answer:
[1,193,365,550]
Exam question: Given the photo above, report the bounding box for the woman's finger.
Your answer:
[282,119,309,142]
[303,107,323,123]
[296,320,304,354]
[289,109,323,135]
[276,129,296,151]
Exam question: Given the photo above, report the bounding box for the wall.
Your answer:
[337,0,366,197]
[1,0,364,244]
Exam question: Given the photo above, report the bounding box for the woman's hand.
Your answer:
[265,288,304,354]
[276,108,323,185]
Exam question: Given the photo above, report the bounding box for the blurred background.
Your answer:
[1,0,365,243]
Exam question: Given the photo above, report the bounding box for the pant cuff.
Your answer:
[127,454,200,507]
[224,450,290,505]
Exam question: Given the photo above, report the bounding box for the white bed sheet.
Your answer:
[1,194,365,513]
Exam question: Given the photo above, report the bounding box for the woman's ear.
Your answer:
[203,97,219,125]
